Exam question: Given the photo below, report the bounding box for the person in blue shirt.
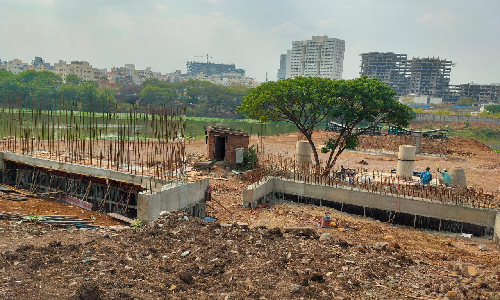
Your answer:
[437,168,451,185]
[420,167,432,184]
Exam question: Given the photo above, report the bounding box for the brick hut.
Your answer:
[206,126,250,163]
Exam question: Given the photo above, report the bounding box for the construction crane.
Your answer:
[194,54,212,64]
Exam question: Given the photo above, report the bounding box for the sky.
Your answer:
[0,0,499,84]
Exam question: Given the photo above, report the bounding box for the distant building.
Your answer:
[186,61,245,77]
[360,52,409,96]
[0,59,29,74]
[407,57,453,101]
[32,56,53,70]
[399,95,442,105]
[277,53,287,80]
[162,70,182,82]
[360,53,454,100]
[284,35,345,80]
[450,83,500,104]
[53,60,101,82]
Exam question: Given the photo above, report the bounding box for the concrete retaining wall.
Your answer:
[415,113,500,125]
[138,179,208,222]
[245,178,499,238]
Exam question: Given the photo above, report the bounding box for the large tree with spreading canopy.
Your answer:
[238,76,414,173]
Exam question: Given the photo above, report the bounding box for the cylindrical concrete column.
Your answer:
[449,168,466,187]
[296,141,312,172]
[396,145,416,180]
[411,131,422,154]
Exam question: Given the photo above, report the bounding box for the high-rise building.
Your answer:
[277,54,287,80]
[186,61,245,77]
[360,52,409,96]
[360,53,454,100]
[284,35,345,80]
[407,57,453,100]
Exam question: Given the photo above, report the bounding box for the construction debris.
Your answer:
[0,211,98,229]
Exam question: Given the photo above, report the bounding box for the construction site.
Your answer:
[0,105,500,299]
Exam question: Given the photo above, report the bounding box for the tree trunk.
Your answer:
[304,134,320,171]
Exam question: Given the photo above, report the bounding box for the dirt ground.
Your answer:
[0,125,499,299]
[0,193,123,227]
[186,128,500,192]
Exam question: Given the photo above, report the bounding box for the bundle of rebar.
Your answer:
[0,97,186,188]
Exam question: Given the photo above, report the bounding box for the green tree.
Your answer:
[18,71,62,109]
[78,82,99,112]
[116,84,142,104]
[0,69,21,106]
[65,74,83,86]
[96,88,116,113]
[485,104,500,114]
[238,76,414,173]
[456,97,477,106]
[139,85,175,106]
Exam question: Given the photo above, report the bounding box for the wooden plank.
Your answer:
[107,213,134,224]
[59,194,92,211]
[0,184,34,196]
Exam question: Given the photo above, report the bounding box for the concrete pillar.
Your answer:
[411,131,422,154]
[450,168,466,187]
[396,145,416,180]
[296,141,312,172]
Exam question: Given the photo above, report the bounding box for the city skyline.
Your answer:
[0,0,499,84]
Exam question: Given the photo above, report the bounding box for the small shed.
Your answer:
[206,126,250,163]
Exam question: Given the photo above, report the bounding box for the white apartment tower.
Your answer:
[285,35,345,80]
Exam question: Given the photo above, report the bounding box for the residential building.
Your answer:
[162,70,182,82]
[407,57,453,100]
[450,83,500,104]
[186,61,245,77]
[0,59,29,74]
[53,60,101,82]
[360,52,409,96]
[277,53,287,80]
[32,56,53,70]
[360,53,454,100]
[284,35,345,80]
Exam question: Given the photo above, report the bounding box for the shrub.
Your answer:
[243,145,258,170]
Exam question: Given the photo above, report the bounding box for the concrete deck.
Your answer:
[0,151,208,222]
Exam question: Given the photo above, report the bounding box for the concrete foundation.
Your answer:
[411,132,422,154]
[396,145,415,180]
[0,152,208,222]
[245,178,499,238]
[137,179,208,222]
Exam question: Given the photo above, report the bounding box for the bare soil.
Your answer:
[0,128,499,299]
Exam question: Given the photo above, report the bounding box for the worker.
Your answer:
[420,167,432,184]
[437,168,451,185]
[340,165,346,180]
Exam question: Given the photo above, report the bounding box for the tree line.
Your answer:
[117,78,249,118]
[0,70,116,112]
[0,70,250,117]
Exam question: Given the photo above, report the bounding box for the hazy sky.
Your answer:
[1,0,499,84]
